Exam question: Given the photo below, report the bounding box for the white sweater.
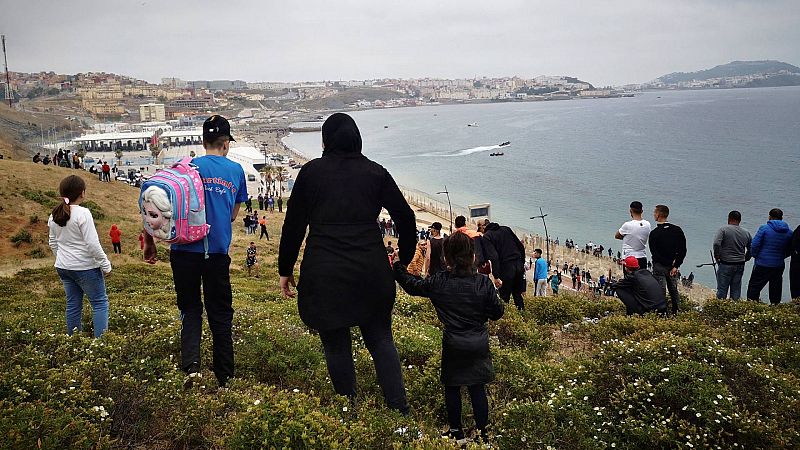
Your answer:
[48,205,112,273]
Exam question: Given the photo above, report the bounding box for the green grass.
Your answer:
[1,259,799,449]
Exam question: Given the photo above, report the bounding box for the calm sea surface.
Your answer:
[284,87,800,299]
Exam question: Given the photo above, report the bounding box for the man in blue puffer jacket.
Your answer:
[747,208,793,304]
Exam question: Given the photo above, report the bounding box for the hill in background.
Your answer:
[655,60,800,84]
[0,103,70,160]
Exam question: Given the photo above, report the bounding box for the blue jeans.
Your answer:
[57,267,109,338]
[716,263,745,300]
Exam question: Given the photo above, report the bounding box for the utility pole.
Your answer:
[2,35,11,107]
[530,207,550,268]
[436,186,453,233]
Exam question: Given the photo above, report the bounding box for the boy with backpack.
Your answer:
[143,115,247,388]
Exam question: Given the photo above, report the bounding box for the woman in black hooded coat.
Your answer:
[278,113,416,413]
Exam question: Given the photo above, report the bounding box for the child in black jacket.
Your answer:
[394,232,504,444]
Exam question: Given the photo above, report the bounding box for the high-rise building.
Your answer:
[139,103,166,122]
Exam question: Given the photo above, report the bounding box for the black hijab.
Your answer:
[321,113,362,156]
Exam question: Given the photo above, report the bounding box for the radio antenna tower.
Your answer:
[2,35,11,107]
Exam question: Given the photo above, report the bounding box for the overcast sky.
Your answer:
[2,0,798,86]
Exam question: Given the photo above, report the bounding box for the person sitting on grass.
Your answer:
[393,231,504,445]
[611,256,667,315]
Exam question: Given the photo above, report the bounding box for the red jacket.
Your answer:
[109,225,121,243]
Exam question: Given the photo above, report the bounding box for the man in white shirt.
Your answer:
[615,201,652,269]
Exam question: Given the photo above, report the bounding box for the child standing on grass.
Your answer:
[109,224,122,254]
[48,175,112,338]
[393,232,504,445]
[246,242,259,278]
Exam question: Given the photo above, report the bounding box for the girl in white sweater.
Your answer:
[48,175,112,338]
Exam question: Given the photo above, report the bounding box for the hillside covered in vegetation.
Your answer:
[1,160,799,449]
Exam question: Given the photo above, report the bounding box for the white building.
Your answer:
[139,103,166,122]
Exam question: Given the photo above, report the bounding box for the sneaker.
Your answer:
[183,371,202,389]
[441,428,469,446]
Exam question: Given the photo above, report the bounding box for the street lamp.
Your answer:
[530,206,550,267]
[436,185,453,233]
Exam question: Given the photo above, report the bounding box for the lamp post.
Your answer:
[530,206,550,267]
[436,185,453,233]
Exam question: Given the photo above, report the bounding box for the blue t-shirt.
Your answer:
[171,155,248,254]
[534,257,548,281]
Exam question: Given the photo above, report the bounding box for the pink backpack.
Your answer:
[139,157,210,254]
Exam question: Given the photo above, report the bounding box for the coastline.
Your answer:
[276,131,716,302]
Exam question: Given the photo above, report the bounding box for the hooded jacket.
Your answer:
[109,225,121,243]
[751,220,792,268]
[278,113,416,330]
[480,222,525,280]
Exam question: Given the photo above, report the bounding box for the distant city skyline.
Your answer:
[2,0,799,87]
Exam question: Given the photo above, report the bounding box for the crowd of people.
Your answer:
[43,113,800,447]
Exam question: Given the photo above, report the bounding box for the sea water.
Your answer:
[284,87,800,300]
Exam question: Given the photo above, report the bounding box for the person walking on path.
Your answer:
[616,201,652,270]
[425,222,446,277]
[278,113,415,414]
[109,224,122,254]
[143,115,247,388]
[712,210,752,300]
[648,204,687,315]
[277,196,283,213]
[548,269,561,295]
[790,224,800,299]
[48,175,112,338]
[393,232,504,445]
[259,215,270,240]
[480,219,526,310]
[747,208,793,304]
[611,256,667,316]
[533,248,548,296]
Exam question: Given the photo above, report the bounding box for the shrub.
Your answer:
[29,215,39,224]
[10,229,32,246]
[25,246,47,258]
[21,189,58,208]
[525,295,583,325]
[81,200,105,220]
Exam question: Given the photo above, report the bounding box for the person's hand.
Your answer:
[494,278,503,288]
[142,232,157,264]
[103,270,112,278]
[280,275,296,298]
[670,267,679,277]
[391,250,400,264]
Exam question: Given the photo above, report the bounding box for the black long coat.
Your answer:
[278,120,416,331]
[394,263,504,386]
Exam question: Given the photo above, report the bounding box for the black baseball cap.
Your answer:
[203,115,236,142]
[429,222,442,231]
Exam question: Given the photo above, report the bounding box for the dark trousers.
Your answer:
[259,225,269,240]
[498,267,525,311]
[170,251,234,385]
[791,257,800,299]
[112,242,121,254]
[317,315,409,414]
[747,264,785,304]
[445,384,489,431]
[637,257,648,271]
[652,262,680,314]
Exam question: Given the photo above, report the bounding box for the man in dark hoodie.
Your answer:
[747,208,793,304]
[479,219,526,310]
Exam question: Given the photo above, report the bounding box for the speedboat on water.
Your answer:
[499,141,511,147]
[467,122,479,127]
[489,152,505,156]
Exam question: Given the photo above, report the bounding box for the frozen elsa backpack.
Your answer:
[139,157,210,255]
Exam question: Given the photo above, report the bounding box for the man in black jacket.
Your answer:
[479,220,526,310]
[612,256,668,315]
[648,204,687,315]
